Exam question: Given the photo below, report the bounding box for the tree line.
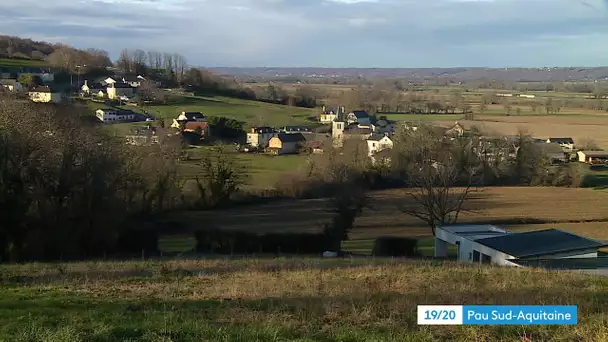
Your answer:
[0,94,250,262]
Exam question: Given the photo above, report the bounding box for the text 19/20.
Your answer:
[424,310,456,320]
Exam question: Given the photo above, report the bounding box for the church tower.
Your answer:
[332,105,345,147]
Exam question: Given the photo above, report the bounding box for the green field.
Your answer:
[0,259,606,341]
[148,95,317,128]
[178,151,309,190]
[0,57,49,68]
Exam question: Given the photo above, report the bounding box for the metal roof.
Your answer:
[276,133,306,143]
[510,257,608,270]
[476,229,607,258]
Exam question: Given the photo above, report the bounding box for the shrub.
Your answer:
[195,230,326,255]
[372,237,419,257]
[116,229,159,256]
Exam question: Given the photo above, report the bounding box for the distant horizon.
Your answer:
[205,66,608,70]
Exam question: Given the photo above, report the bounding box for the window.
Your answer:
[472,250,480,262]
[481,254,491,264]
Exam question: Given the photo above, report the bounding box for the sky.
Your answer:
[1,0,608,68]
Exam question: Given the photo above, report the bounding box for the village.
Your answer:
[3,68,608,167]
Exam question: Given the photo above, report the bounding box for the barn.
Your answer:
[435,225,607,267]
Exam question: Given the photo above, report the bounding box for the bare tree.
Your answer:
[138,80,166,104]
[393,127,479,235]
[579,138,601,151]
[117,49,134,73]
[401,155,478,236]
[132,49,148,75]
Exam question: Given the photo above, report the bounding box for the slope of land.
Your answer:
[0,259,606,341]
[0,57,49,68]
[164,187,608,255]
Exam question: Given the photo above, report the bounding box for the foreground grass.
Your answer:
[0,259,606,341]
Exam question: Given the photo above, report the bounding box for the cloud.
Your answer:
[0,0,607,67]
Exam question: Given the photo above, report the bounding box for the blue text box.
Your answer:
[463,305,577,325]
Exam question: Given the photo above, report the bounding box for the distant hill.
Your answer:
[209,67,608,83]
[0,35,56,61]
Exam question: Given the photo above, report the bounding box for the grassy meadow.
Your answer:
[1,258,607,341]
[148,95,317,128]
[0,57,49,68]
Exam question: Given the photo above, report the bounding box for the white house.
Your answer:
[246,127,278,148]
[268,133,306,155]
[577,150,608,164]
[366,133,393,156]
[177,112,206,122]
[29,86,63,103]
[0,79,24,92]
[435,225,606,267]
[546,138,574,152]
[96,108,137,123]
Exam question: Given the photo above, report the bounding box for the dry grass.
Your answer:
[443,116,608,148]
[0,259,607,341]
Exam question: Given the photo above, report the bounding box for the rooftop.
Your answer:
[579,150,608,157]
[368,133,390,142]
[350,110,369,119]
[276,133,306,143]
[548,137,574,144]
[440,224,510,241]
[476,229,607,259]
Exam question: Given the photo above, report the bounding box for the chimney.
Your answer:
[84,80,88,86]
[322,105,326,113]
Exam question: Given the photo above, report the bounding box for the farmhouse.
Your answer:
[247,127,278,148]
[366,133,393,156]
[171,112,207,129]
[320,106,344,123]
[29,86,63,103]
[546,138,574,152]
[81,80,105,95]
[107,82,135,100]
[0,79,24,92]
[577,150,608,164]
[183,121,210,137]
[268,133,306,155]
[95,108,137,123]
[435,225,607,267]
